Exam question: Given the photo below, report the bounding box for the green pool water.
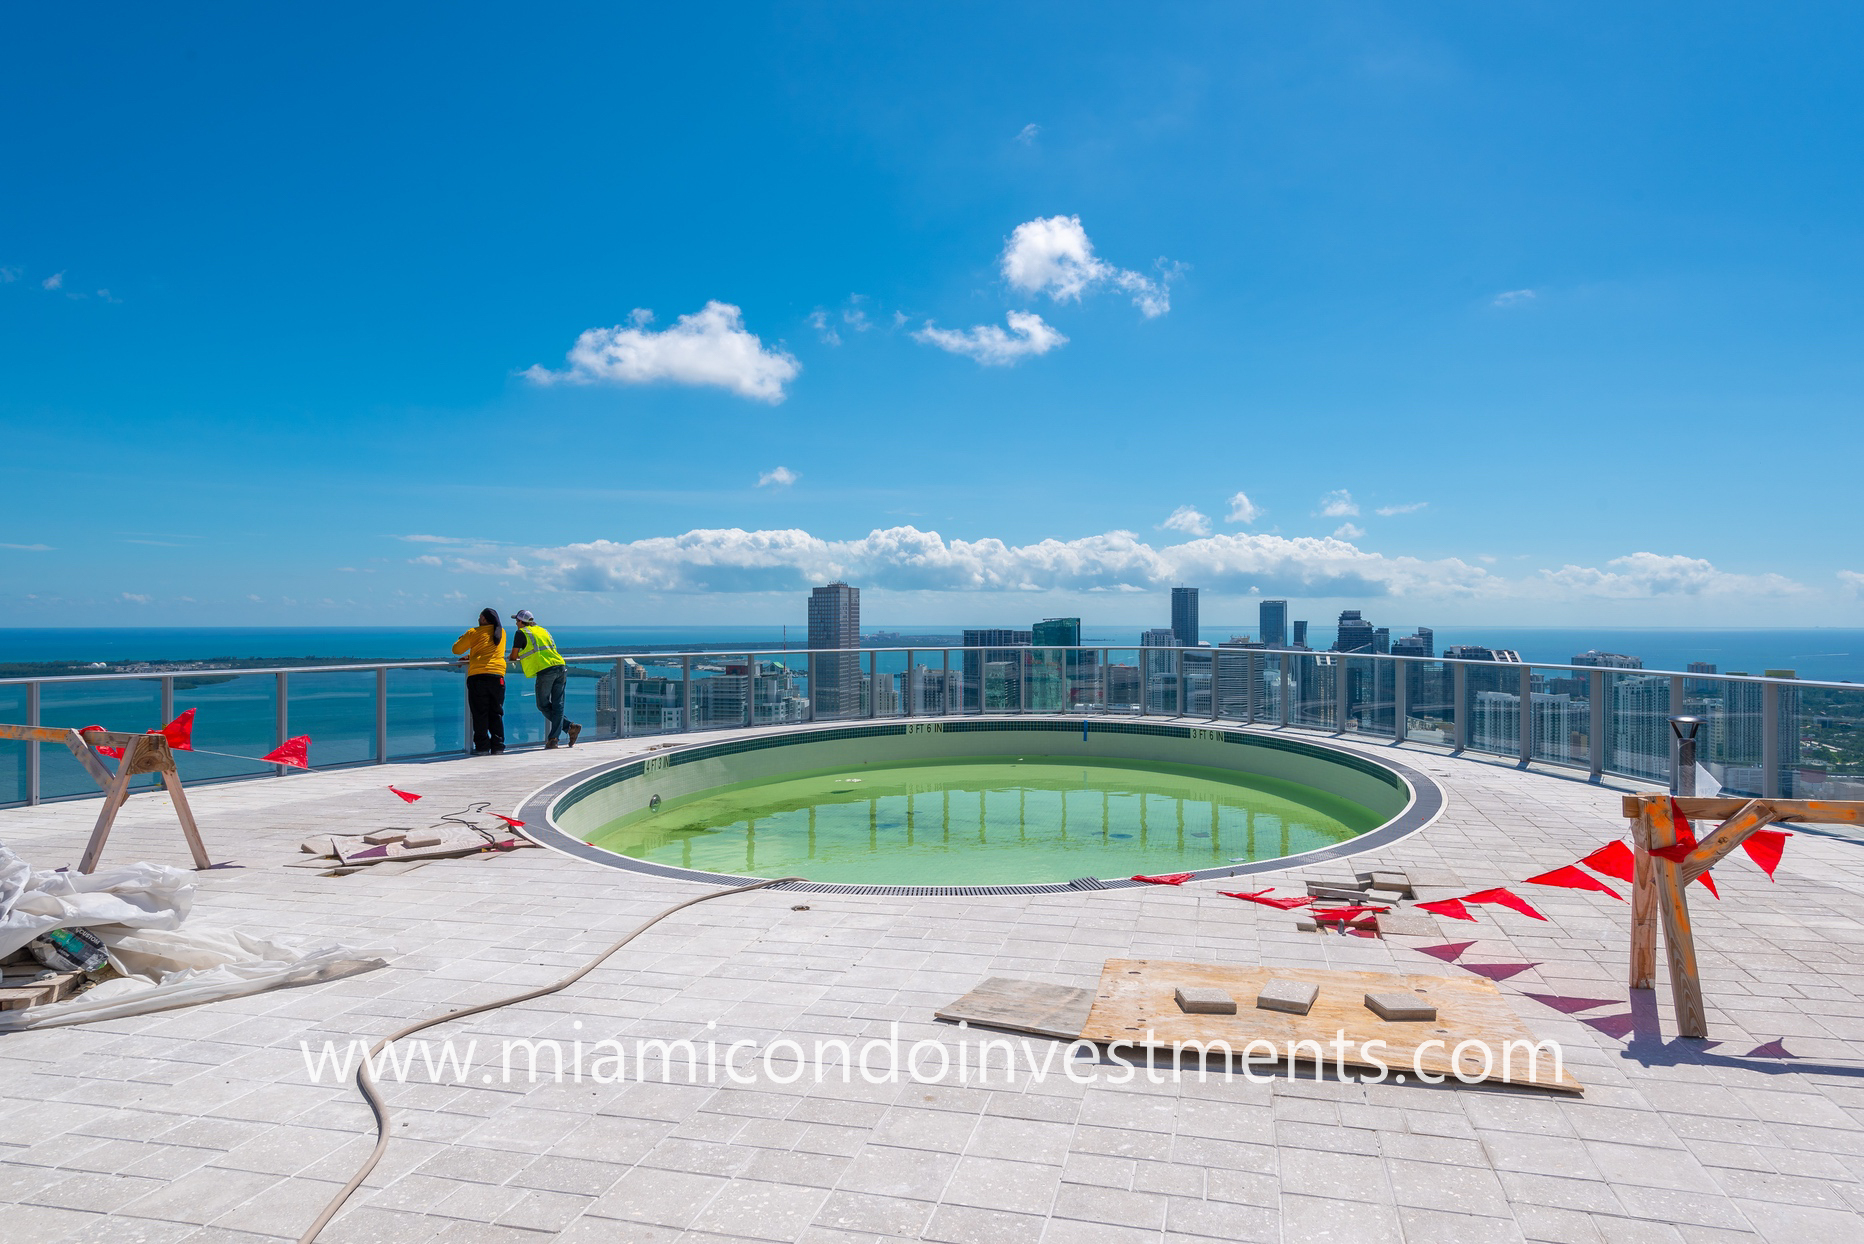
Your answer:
[585,756,1384,885]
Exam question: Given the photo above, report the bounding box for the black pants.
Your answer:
[467,674,506,753]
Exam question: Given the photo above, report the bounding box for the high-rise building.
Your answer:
[808,582,861,719]
[1392,630,1433,659]
[1291,620,1309,649]
[1685,660,1719,696]
[1572,650,1643,669]
[1028,618,1082,711]
[1372,627,1390,655]
[1140,628,1175,647]
[1259,600,1288,649]
[1031,617,1080,646]
[1609,674,1672,781]
[962,628,1031,710]
[1171,588,1199,649]
[1715,671,1801,797]
[1333,610,1376,654]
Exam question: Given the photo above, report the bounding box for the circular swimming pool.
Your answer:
[522,719,1442,896]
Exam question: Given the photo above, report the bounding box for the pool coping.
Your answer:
[512,716,1447,896]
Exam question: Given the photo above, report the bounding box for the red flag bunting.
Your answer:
[1579,840,1635,884]
[160,708,195,752]
[1741,829,1792,880]
[1132,872,1194,886]
[1219,889,1313,910]
[1524,864,1624,902]
[1461,887,1549,921]
[1696,870,1719,899]
[1311,904,1389,923]
[1416,898,1475,921]
[262,736,311,769]
[1652,799,1700,862]
[491,813,526,829]
[78,725,124,759]
[388,786,422,803]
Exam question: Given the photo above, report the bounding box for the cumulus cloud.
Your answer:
[0,542,51,550]
[1537,553,1802,598]
[757,465,799,488]
[1226,492,1262,525]
[409,554,443,566]
[396,534,485,545]
[1840,570,1864,596]
[1375,501,1427,516]
[1015,123,1042,145]
[1333,523,1365,540]
[1493,289,1537,308]
[913,310,1067,365]
[1159,506,1212,537]
[42,271,63,291]
[121,592,151,604]
[1318,489,1359,518]
[524,301,800,403]
[1000,215,1177,317]
[807,309,840,345]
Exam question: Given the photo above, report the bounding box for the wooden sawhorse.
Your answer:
[0,723,211,873]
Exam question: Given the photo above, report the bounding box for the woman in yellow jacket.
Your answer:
[451,608,508,755]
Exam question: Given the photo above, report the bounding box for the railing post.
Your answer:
[905,649,915,718]
[744,653,754,729]
[1392,658,1407,742]
[942,648,951,716]
[1518,664,1533,766]
[1176,648,1187,719]
[275,670,290,775]
[25,680,39,806]
[613,658,627,737]
[1451,663,1467,752]
[1279,653,1291,727]
[1762,680,1781,799]
[806,651,816,723]
[682,655,692,732]
[1244,652,1255,725]
[375,667,388,763]
[161,676,175,725]
[1335,656,1350,734]
[1589,670,1606,782]
[868,650,878,718]
[1668,674,1685,785]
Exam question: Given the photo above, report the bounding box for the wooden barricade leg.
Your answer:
[1644,796,1708,1037]
[160,765,212,870]
[1628,802,1659,990]
[76,740,140,874]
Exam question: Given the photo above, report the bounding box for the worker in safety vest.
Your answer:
[508,610,582,748]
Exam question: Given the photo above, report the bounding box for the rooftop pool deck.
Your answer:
[1,715,1861,1243]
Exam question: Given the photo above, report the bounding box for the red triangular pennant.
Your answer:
[1132,872,1194,886]
[388,786,422,803]
[1524,864,1624,902]
[1741,829,1792,880]
[262,736,311,769]
[1219,889,1313,910]
[1461,887,1548,921]
[491,813,526,829]
[1311,904,1390,923]
[1416,898,1475,921]
[159,708,195,752]
[1696,870,1719,899]
[1651,800,1700,862]
[78,725,124,759]
[1579,840,1635,885]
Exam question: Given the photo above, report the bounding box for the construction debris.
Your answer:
[1365,991,1438,1022]
[1255,978,1318,1015]
[1174,985,1237,1014]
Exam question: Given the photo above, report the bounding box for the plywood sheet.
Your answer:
[1080,959,1581,1094]
[935,977,1097,1040]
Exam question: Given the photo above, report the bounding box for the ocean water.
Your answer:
[587,756,1376,885]
[2,625,1859,680]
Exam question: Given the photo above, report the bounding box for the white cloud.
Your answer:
[396,534,484,545]
[1318,489,1359,518]
[0,542,51,551]
[1537,553,1802,599]
[524,301,800,403]
[758,466,799,488]
[409,554,443,566]
[999,215,1176,317]
[1015,123,1042,145]
[1159,506,1212,537]
[97,289,120,303]
[42,271,63,291]
[1375,501,1428,516]
[807,309,840,345]
[1225,492,1262,525]
[1840,570,1864,596]
[0,267,18,282]
[1493,289,1537,308]
[1333,523,1365,539]
[122,592,151,604]
[913,310,1067,366]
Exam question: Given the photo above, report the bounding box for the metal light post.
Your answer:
[1669,715,1704,796]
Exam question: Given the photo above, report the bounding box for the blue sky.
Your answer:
[3,3,1861,631]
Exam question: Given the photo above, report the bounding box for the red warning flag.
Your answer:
[491,813,526,829]
[1461,887,1548,921]
[388,786,422,803]
[159,709,195,752]
[78,725,124,759]
[1580,840,1636,884]
[1416,898,1475,921]
[1220,889,1313,910]
[1132,872,1194,886]
[1696,871,1719,899]
[1652,799,1700,862]
[262,736,311,769]
[1311,904,1389,923]
[1524,864,1624,902]
[1741,829,1792,880]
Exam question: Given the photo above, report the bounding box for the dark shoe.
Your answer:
[567,722,582,748]
[490,747,506,755]
[545,739,559,750]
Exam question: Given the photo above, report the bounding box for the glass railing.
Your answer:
[1,648,1850,807]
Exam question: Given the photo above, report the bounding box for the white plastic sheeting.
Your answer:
[0,843,387,1031]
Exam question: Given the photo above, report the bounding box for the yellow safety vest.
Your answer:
[516,624,566,677]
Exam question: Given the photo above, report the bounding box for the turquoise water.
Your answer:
[587,755,1383,885]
